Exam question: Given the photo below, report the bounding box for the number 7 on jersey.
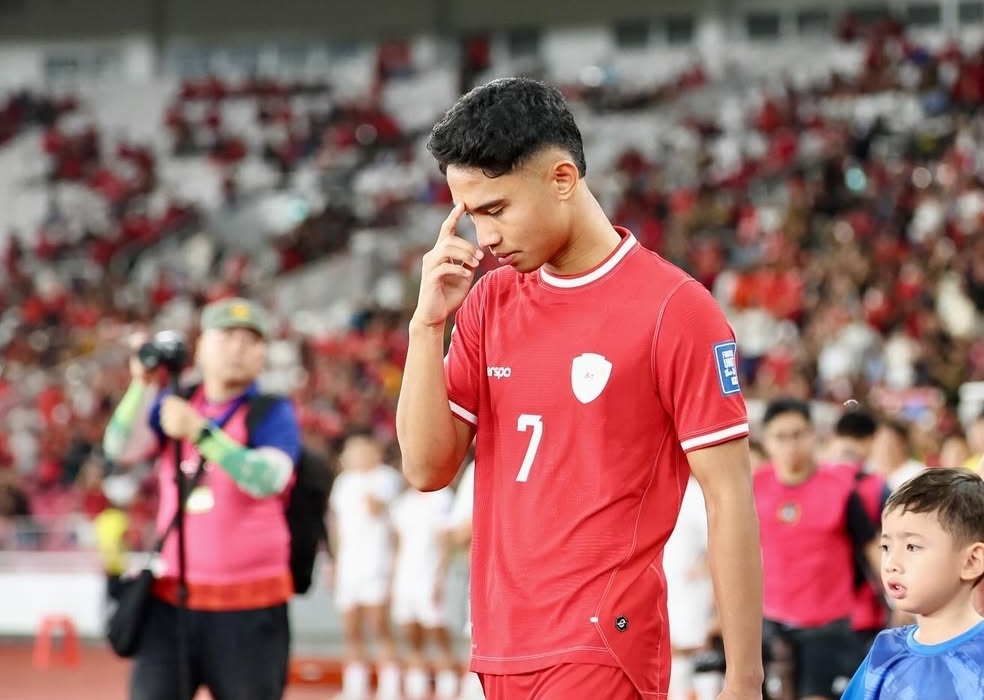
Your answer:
[515,414,543,482]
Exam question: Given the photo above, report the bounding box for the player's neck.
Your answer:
[914,592,984,645]
[543,196,622,277]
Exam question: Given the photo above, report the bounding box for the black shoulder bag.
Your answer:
[106,456,207,657]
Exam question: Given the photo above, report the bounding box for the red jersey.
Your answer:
[755,464,877,628]
[444,230,748,695]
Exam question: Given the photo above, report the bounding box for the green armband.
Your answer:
[103,381,151,459]
[196,425,293,497]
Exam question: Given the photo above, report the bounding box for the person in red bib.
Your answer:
[756,399,881,700]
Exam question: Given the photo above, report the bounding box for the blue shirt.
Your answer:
[148,383,302,463]
[841,620,984,700]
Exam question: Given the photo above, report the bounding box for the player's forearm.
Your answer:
[706,489,765,691]
[396,321,464,490]
[196,427,293,497]
[103,380,157,462]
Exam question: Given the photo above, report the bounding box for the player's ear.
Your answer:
[961,541,984,583]
[550,159,579,201]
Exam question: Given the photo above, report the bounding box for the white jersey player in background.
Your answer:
[446,460,485,700]
[664,475,723,700]
[390,482,460,699]
[328,430,404,700]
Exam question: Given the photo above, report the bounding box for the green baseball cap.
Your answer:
[200,297,271,339]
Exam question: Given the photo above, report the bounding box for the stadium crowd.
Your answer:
[1,12,984,695]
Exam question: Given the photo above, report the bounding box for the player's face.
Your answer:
[762,412,814,475]
[881,508,984,617]
[446,151,573,274]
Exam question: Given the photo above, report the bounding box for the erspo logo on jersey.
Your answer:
[712,341,741,396]
[487,366,512,379]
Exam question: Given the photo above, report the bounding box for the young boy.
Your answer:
[840,468,984,699]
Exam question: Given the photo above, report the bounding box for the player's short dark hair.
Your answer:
[834,410,878,439]
[427,77,587,178]
[762,398,812,427]
[885,468,984,545]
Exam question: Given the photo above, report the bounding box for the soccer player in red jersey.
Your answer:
[396,78,764,700]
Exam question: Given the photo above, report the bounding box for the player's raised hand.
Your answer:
[411,203,483,328]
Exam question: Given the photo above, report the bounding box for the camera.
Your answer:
[137,330,188,374]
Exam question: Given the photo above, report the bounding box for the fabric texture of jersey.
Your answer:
[148,384,301,588]
[443,229,748,695]
[841,621,984,700]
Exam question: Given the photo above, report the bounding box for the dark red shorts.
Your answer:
[479,663,641,700]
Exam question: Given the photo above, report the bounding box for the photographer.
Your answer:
[103,297,301,700]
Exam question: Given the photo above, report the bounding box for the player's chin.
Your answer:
[510,255,541,274]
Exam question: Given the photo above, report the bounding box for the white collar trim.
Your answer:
[539,234,638,289]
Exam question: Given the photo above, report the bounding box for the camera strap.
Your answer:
[150,391,249,554]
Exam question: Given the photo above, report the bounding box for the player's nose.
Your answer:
[474,223,501,251]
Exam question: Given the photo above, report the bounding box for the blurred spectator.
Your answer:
[870,419,926,490]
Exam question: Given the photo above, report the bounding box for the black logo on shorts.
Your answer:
[615,616,628,632]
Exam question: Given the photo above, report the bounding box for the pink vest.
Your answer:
[155,394,291,585]
[755,464,857,627]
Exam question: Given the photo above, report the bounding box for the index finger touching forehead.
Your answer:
[439,201,466,238]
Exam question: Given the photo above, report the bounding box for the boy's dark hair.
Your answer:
[762,398,812,427]
[885,468,984,546]
[427,77,586,178]
[834,410,878,440]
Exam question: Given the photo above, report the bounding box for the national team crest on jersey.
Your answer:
[571,353,612,404]
[713,341,741,396]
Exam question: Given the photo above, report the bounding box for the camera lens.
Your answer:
[137,341,162,370]
[136,331,188,374]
